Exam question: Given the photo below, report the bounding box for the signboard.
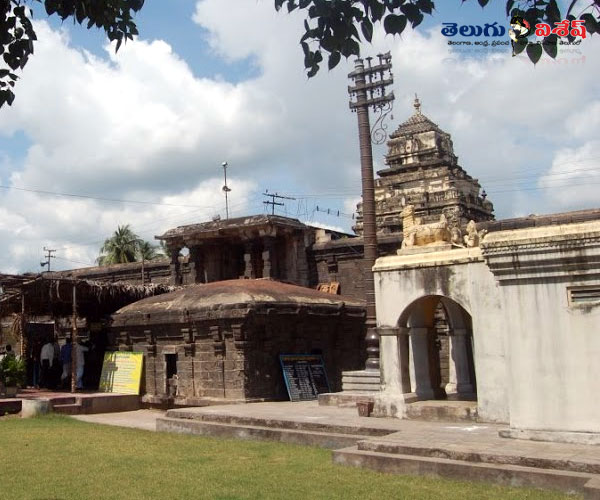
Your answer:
[98,351,144,395]
[279,354,330,402]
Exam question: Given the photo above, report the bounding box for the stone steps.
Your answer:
[156,416,373,449]
[356,438,600,474]
[163,410,391,437]
[332,446,600,499]
[341,370,380,393]
[405,400,478,422]
[52,403,83,415]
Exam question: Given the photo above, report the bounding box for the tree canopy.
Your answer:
[96,224,160,266]
[1,0,143,107]
[1,0,598,107]
[280,0,599,76]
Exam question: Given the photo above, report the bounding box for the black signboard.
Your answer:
[279,354,331,402]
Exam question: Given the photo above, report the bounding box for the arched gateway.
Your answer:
[397,295,476,402]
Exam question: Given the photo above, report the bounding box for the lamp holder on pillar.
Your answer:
[348,51,395,372]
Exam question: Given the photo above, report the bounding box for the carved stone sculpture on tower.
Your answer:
[401,205,451,249]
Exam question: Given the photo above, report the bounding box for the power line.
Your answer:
[262,191,296,215]
[0,184,225,209]
[40,247,56,272]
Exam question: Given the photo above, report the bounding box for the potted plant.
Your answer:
[0,355,26,397]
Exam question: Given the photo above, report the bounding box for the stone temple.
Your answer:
[354,96,494,236]
[40,97,600,446]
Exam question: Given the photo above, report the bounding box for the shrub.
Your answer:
[0,355,26,387]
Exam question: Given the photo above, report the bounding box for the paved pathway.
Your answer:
[73,409,165,432]
[69,401,599,472]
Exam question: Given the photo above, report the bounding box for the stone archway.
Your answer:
[399,295,477,402]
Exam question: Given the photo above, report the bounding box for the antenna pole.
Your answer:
[222,161,231,219]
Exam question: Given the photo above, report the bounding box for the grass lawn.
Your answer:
[0,415,580,500]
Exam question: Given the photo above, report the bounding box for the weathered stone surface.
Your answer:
[111,279,366,406]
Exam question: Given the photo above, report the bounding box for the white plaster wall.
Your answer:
[374,254,509,423]
[500,279,600,433]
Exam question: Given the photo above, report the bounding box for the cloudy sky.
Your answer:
[0,0,597,273]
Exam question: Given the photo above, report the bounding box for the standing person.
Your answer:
[29,339,42,389]
[60,338,72,390]
[52,337,61,389]
[75,340,89,390]
[40,338,54,389]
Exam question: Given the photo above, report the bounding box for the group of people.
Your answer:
[32,337,89,390]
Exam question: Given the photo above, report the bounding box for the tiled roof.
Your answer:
[389,111,443,137]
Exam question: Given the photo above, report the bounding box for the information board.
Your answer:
[279,354,331,402]
[98,351,144,395]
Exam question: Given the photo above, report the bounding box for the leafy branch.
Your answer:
[1,0,144,108]
[275,0,599,76]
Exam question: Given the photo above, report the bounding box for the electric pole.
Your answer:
[40,247,56,272]
[348,52,394,372]
[262,191,296,216]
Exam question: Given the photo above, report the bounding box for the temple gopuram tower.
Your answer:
[354,96,494,235]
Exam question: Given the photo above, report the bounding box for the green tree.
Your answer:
[138,240,161,261]
[1,0,143,107]
[277,0,599,76]
[2,1,598,107]
[97,224,141,265]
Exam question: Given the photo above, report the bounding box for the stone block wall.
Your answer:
[115,306,366,405]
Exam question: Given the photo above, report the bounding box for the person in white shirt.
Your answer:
[40,339,54,389]
[75,341,89,390]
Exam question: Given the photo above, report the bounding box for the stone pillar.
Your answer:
[410,327,436,400]
[243,242,254,279]
[261,238,275,279]
[204,245,221,282]
[169,247,182,286]
[447,328,474,396]
[188,246,204,284]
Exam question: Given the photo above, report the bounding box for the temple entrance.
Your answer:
[399,295,476,402]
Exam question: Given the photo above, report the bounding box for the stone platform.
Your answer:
[156,401,600,498]
[0,388,140,416]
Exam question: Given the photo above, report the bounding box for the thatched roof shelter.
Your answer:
[0,273,174,319]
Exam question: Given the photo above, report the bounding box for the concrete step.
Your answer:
[156,416,372,449]
[341,370,380,393]
[332,446,600,499]
[341,383,380,392]
[405,400,478,422]
[52,403,83,415]
[164,410,391,437]
[318,392,375,407]
[356,439,600,475]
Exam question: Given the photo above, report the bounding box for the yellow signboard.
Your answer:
[98,351,144,395]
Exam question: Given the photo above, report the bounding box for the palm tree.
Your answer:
[97,225,141,265]
[138,240,161,261]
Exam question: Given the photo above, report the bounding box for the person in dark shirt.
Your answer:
[60,338,72,389]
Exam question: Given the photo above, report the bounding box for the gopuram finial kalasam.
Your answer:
[414,93,422,114]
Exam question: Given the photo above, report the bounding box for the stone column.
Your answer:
[204,245,221,282]
[410,327,436,399]
[243,242,254,279]
[169,247,182,286]
[188,246,205,284]
[448,328,474,396]
[262,238,275,278]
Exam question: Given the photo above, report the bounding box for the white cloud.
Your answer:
[0,2,598,273]
[538,140,600,209]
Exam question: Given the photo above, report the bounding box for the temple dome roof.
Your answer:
[389,95,444,138]
[112,279,364,324]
